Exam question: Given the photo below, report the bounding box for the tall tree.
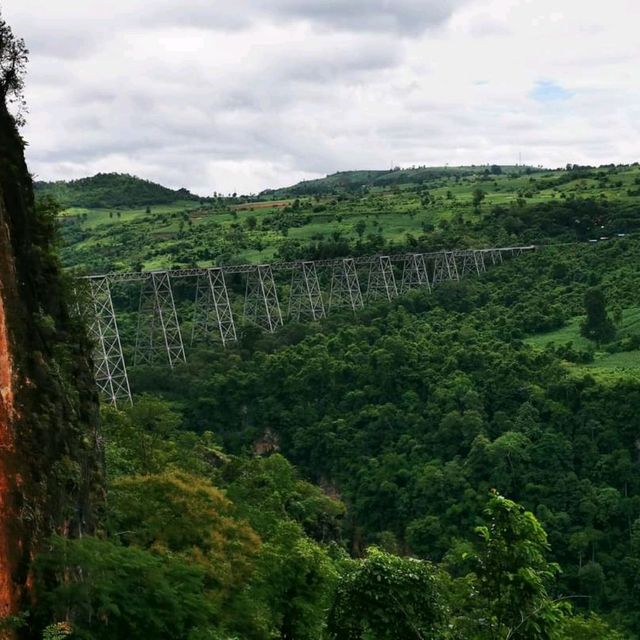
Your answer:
[0,13,29,124]
[472,187,486,213]
[328,546,446,640]
[452,492,568,639]
[580,286,615,343]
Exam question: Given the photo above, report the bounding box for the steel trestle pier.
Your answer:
[82,245,535,405]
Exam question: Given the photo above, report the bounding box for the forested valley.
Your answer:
[2,6,640,640]
[30,185,640,638]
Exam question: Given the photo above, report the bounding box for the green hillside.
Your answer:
[36,172,201,209]
[53,163,640,274]
[9,0,640,635]
[262,164,535,196]
[526,305,640,378]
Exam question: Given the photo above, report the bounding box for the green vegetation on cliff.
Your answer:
[0,13,101,638]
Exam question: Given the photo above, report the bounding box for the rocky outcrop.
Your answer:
[0,101,101,636]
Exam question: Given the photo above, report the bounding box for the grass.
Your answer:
[525,316,593,351]
[590,351,640,371]
[60,201,202,230]
[526,306,640,378]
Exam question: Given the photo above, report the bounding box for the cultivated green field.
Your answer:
[526,306,640,378]
[47,163,640,274]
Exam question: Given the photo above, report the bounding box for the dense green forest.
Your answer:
[35,173,200,209]
[29,237,640,638]
[111,238,638,635]
[26,163,640,638]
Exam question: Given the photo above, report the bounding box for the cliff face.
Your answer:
[0,102,101,634]
[0,261,18,625]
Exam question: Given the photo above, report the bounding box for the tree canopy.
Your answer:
[0,12,28,123]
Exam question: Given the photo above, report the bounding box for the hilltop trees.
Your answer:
[36,173,200,208]
[472,187,486,212]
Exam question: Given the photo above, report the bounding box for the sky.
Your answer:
[2,0,639,195]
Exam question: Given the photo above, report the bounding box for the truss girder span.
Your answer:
[432,251,459,285]
[488,249,503,266]
[474,250,487,273]
[459,252,476,278]
[453,251,484,278]
[87,277,132,406]
[134,272,186,367]
[244,265,283,332]
[80,244,534,392]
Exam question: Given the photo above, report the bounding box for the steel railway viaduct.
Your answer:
[83,245,535,406]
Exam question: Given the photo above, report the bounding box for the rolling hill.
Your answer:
[35,172,201,209]
[47,163,640,274]
[262,164,538,196]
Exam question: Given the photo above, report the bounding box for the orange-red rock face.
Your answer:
[0,100,101,640]
[0,234,19,636]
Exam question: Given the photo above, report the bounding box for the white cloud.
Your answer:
[2,0,639,194]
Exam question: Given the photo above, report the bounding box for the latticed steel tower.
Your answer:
[81,245,534,405]
[86,276,132,406]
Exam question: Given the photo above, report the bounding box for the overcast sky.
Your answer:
[3,0,639,195]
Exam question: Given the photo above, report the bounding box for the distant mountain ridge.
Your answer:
[263,164,541,196]
[35,172,200,209]
[36,166,545,208]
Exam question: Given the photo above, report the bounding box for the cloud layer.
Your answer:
[3,0,639,194]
